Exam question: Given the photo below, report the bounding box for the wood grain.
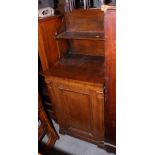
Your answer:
[104,6,116,145]
[45,76,104,145]
[38,15,62,72]
[40,5,116,153]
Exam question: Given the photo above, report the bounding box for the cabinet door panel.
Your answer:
[50,81,104,140]
[60,88,92,134]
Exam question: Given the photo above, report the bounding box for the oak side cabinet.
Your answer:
[44,8,106,147]
[40,4,116,153]
[46,76,105,145]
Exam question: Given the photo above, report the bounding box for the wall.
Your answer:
[38,0,54,9]
[38,0,114,11]
[57,0,110,13]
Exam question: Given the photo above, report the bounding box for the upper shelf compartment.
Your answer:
[56,9,104,41]
[56,31,105,40]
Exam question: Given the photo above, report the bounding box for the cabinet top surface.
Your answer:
[44,53,104,85]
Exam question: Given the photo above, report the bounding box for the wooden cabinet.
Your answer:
[46,77,104,144]
[44,8,106,147]
[40,3,116,153]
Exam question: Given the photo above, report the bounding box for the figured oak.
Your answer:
[43,4,116,153]
[45,77,104,145]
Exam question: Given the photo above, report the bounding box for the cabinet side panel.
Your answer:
[104,8,116,144]
[38,24,49,71]
[39,17,62,69]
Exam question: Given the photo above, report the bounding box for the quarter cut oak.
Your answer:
[43,4,116,153]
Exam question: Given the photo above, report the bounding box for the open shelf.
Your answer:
[46,53,104,84]
[56,31,105,40]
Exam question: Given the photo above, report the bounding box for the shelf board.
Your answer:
[56,32,105,40]
[45,53,104,84]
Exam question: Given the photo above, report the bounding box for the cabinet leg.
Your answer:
[59,128,66,135]
[98,142,116,154]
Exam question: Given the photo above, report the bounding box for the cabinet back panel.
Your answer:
[69,40,104,56]
[65,9,104,32]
